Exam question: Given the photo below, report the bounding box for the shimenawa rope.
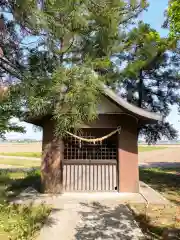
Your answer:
[65,127,121,144]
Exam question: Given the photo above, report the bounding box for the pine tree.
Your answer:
[0,10,26,138]
[1,0,149,136]
[115,22,179,143]
[1,0,148,192]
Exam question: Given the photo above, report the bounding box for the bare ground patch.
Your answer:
[0,143,42,153]
[139,147,180,163]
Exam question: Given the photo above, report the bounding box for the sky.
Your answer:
[5,0,180,140]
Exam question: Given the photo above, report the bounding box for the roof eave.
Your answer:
[102,85,163,123]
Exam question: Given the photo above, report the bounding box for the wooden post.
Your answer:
[117,119,139,193]
[41,120,64,193]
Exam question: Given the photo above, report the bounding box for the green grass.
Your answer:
[130,203,180,239]
[0,169,41,203]
[0,152,41,158]
[0,203,51,240]
[139,167,180,204]
[0,158,40,167]
[138,146,167,152]
[130,167,180,239]
[0,169,49,240]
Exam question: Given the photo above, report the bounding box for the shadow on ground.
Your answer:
[139,167,180,205]
[140,162,180,169]
[75,202,144,240]
[0,169,41,202]
[133,211,180,240]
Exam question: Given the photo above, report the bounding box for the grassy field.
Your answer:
[138,146,167,152]
[0,158,40,167]
[0,152,41,158]
[130,167,180,239]
[140,167,180,204]
[0,146,167,159]
[0,170,50,240]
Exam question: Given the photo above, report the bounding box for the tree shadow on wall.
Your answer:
[75,202,144,240]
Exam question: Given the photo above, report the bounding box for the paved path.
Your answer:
[37,199,144,240]
[15,182,169,240]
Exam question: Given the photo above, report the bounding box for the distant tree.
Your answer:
[115,22,179,143]
[0,12,25,138]
[167,0,180,37]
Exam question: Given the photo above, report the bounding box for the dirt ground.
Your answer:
[0,143,180,164]
[0,143,42,152]
[139,147,180,163]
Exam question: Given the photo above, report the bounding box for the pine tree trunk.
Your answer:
[41,120,64,193]
[138,70,143,108]
[137,70,143,135]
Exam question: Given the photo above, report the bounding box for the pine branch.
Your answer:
[119,5,145,24]
[0,62,22,81]
[62,37,75,55]
[0,56,28,81]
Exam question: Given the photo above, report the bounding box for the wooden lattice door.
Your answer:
[63,129,118,192]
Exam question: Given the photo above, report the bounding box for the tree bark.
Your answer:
[138,69,143,108]
[137,70,143,136]
[41,120,64,193]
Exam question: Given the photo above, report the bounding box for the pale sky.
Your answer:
[5,0,180,140]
